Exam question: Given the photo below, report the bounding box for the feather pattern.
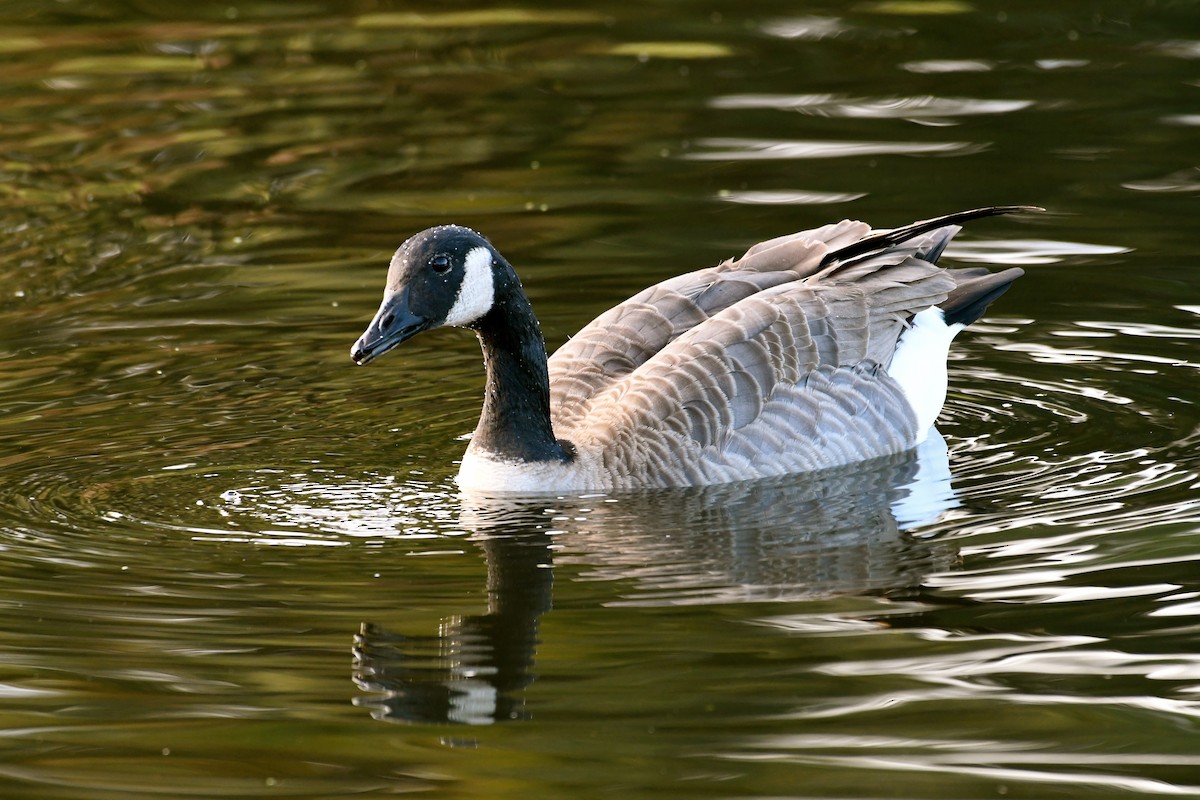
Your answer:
[533,207,1031,489]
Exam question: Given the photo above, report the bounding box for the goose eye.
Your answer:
[430,254,452,274]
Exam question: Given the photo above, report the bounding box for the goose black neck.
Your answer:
[470,271,572,464]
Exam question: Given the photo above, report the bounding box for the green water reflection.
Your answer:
[1,1,1200,798]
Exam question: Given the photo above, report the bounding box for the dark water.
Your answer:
[2,1,1200,797]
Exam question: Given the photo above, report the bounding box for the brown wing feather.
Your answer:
[546,208,1029,487]
[548,221,869,426]
[560,272,949,487]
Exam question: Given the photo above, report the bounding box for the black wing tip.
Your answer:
[887,204,1045,236]
[949,204,1045,216]
[822,205,1044,267]
[941,270,1024,327]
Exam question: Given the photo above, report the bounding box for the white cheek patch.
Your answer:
[443,246,496,327]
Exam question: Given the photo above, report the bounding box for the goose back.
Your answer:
[539,208,1028,488]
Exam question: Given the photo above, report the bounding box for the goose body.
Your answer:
[351,207,1032,493]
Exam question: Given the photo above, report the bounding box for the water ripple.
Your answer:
[684,137,982,161]
[710,93,1034,120]
[945,238,1130,265]
[901,59,994,73]
[759,16,854,41]
[716,189,866,205]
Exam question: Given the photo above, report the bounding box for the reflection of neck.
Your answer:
[482,531,555,619]
[471,274,571,463]
[351,531,555,726]
[460,531,554,722]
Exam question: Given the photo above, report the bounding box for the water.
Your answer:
[1,1,1200,797]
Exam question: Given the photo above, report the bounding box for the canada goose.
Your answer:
[351,206,1035,492]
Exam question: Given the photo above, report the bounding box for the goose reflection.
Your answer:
[353,433,959,725]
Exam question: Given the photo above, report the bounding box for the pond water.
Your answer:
[2,1,1200,797]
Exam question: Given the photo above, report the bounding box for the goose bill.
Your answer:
[350,288,431,366]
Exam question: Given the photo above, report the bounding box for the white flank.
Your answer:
[443,246,495,327]
[887,306,965,444]
[457,447,598,494]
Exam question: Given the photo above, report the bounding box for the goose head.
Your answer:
[351,225,502,365]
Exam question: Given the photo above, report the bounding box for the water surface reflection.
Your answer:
[0,0,1199,797]
[353,435,958,725]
